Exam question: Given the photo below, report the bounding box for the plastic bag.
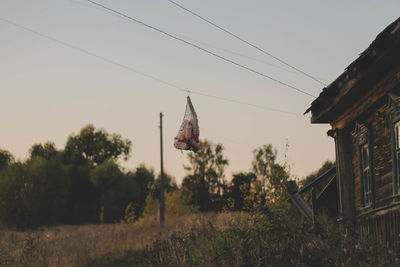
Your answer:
[174,96,200,152]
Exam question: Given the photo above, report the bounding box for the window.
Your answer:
[352,122,373,207]
[360,143,372,206]
[384,93,400,195]
[383,92,400,195]
[393,121,400,193]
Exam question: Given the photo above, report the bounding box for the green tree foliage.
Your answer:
[182,174,212,211]
[151,172,178,200]
[126,165,155,217]
[299,160,336,214]
[64,124,132,166]
[165,190,198,217]
[182,139,228,211]
[224,172,256,211]
[89,161,155,223]
[300,160,335,189]
[28,141,99,225]
[64,164,99,224]
[0,163,26,228]
[62,125,134,224]
[0,158,69,229]
[90,160,134,223]
[0,125,156,229]
[0,149,14,171]
[29,142,58,160]
[131,165,155,194]
[142,189,198,218]
[251,144,290,203]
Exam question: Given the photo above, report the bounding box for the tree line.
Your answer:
[0,125,155,229]
[0,124,331,229]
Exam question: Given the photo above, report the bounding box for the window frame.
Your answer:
[359,142,372,207]
[383,92,400,197]
[392,120,400,195]
[352,122,374,209]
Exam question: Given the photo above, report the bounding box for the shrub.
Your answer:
[165,190,198,217]
[142,194,159,218]
[142,190,198,219]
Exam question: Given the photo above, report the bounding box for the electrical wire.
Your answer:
[167,0,327,86]
[175,33,330,83]
[69,0,305,78]
[0,18,181,90]
[0,17,303,117]
[86,0,317,99]
[172,32,299,75]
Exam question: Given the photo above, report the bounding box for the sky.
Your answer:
[1,0,399,184]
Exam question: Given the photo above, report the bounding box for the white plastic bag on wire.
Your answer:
[174,96,200,152]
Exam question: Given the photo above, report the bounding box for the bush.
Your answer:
[142,194,159,218]
[142,190,198,219]
[165,190,198,217]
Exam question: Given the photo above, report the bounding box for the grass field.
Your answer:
[1,209,395,266]
[0,212,249,266]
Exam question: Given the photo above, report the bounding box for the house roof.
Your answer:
[306,17,400,124]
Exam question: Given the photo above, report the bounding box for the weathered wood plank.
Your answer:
[335,128,356,220]
[375,173,392,189]
[332,66,400,130]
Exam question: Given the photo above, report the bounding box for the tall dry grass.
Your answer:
[0,212,249,266]
[2,209,395,266]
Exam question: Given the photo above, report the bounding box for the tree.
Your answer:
[29,141,99,225]
[64,164,99,224]
[0,126,137,228]
[300,160,335,188]
[29,142,58,160]
[90,160,137,223]
[299,160,336,206]
[182,174,211,211]
[152,172,178,200]
[64,124,132,166]
[224,172,256,211]
[125,165,155,217]
[182,139,229,211]
[131,165,155,193]
[0,149,13,171]
[251,144,290,203]
[0,158,70,229]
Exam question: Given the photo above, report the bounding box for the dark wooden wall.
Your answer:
[357,208,400,258]
[349,99,394,215]
[329,66,400,218]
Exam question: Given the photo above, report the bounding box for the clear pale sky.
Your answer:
[1,0,399,183]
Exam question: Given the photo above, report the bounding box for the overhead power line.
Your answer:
[0,18,181,90]
[69,0,308,79]
[167,0,327,87]
[86,0,316,98]
[173,32,299,75]
[0,17,302,117]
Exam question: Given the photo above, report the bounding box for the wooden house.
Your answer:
[306,17,400,243]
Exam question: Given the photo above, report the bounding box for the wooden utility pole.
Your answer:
[159,112,165,227]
